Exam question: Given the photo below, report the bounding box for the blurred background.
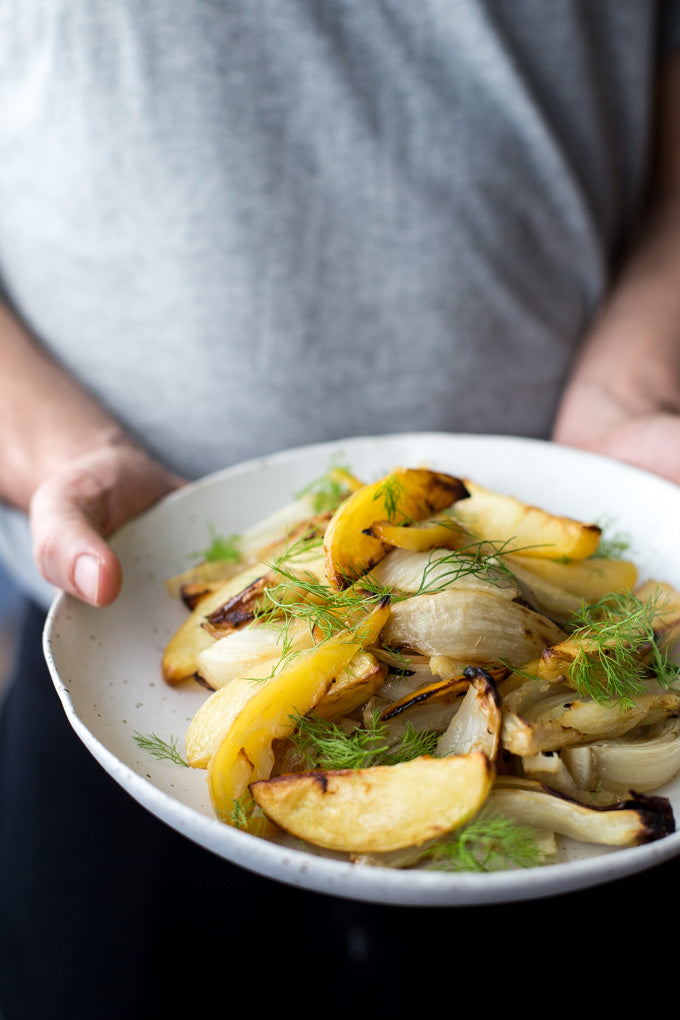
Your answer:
[0,564,20,704]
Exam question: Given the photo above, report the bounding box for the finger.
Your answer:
[30,486,122,607]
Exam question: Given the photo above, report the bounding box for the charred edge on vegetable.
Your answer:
[380,665,503,722]
[380,679,469,721]
[614,793,676,842]
[436,477,471,505]
[192,672,215,691]
[203,575,269,630]
[517,780,675,843]
[254,770,330,793]
[463,666,505,709]
[284,513,334,544]
[180,583,216,611]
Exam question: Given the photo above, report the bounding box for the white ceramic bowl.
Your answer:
[43,432,680,905]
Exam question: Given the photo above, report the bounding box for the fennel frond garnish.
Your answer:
[411,538,518,596]
[295,462,355,514]
[191,525,242,564]
[568,589,680,706]
[593,516,632,560]
[256,552,391,643]
[290,711,438,771]
[421,811,544,872]
[133,731,188,767]
[373,473,410,523]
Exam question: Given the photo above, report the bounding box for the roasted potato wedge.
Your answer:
[207,597,391,822]
[504,553,638,601]
[451,480,601,560]
[250,750,492,853]
[323,468,469,589]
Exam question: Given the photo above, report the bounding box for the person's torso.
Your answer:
[0,0,671,602]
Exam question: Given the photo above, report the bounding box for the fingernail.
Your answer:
[74,554,101,605]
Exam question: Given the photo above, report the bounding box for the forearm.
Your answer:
[0,303,182,604]
[0,302,129,511]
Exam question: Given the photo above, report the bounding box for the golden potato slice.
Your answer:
[364,518,469,552]
[250,751,492,853]
[504,553,638,602]
[451,480,601,560]
[323,468,469,589]
[188,648,385,768]
[207,597,391,822]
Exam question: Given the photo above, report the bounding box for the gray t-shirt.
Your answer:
[0,0,678,605]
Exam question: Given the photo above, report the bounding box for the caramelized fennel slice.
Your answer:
[501,678,680,756]
[538,579,680,686]
[161,562,271,684]
[435,669,503,760]
[367,546,520,598]
[565,716,680,794]
[195,617,315,690]
[381,588,566,664]
[488,776,675,847]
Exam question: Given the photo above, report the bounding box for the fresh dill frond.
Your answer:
[133,731,188,767]
[191,525,242,564]
[296,462,355,514]
[290,711,438,771]
[230,796,251,829]
[228,793,270,834]
[568,589,679,706]
[422,811,544,872]
[292,714,390,770]
[593,516,632,560]
[373,474,410,523]
[256,551,391,643]
[412,539,518,597]
[387,723,440,764]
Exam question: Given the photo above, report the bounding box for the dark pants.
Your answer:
[0,601,677,1018]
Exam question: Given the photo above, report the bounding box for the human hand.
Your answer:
[29,441,186,606]
[553,400,680,488]
[571,412,680,485]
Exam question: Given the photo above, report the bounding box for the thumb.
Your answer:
[30,485,124,606]
[29,446,185,607]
